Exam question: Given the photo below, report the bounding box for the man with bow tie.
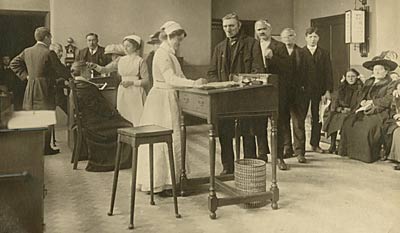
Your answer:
[76,33,110,76]
[207,13,264,174]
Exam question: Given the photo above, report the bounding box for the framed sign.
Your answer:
[345,10,365,44]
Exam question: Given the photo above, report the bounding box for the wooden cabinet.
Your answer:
[0,128,46,233]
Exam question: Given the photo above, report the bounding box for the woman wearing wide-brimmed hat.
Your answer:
[338,56,398,163]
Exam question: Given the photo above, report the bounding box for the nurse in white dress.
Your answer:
[136,21,207,195]
[91,35,149,126]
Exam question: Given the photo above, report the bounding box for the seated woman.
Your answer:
[338,56,398,163]
[323,68,363,154]
[71,61,132,172]
[386,81,400,170]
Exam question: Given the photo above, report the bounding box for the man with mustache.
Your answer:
[208,13,264,174]
[254,19,292,170]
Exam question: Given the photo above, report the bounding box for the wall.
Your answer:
[0,0,49,11]
[212,0,293,34]
[50,0,211,66]
[293,0,400,75]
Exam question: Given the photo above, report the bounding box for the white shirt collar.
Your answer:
[260,38,271,47]
[36,41,48,47]
[89,46,98,55]
[307,45,317,54]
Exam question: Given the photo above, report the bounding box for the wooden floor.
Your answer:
[43,125,400,233]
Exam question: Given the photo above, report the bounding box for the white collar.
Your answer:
[160,41,175,55]
[89,46,98,54]
[36,41,48,47]
[260,38,271,45]
[307,45,317,50]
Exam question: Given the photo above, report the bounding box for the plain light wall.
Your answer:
[0,0,49,11]
[212,0,294,35]
[50,0,211,66]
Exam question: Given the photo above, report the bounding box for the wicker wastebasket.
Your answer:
[234,158,267,208]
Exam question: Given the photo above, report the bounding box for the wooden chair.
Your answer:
[108,125,181,229]
[68,78,85,170]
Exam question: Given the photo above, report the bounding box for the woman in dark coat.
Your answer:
[323,68,363,153]
[338,57,398,163]
[71,61,132,172]
[385,81,400,170]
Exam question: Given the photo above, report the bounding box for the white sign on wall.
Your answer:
[345,10,365,44]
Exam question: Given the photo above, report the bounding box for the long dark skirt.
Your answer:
[84,121,132,172]
[339,113,386,163]
[323,111,350,136]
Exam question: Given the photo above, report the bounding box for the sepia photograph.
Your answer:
[0,0,399,232]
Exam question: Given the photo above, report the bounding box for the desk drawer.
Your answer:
[179,92,209,115]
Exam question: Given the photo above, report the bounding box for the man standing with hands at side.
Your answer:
[298,27,333,161]
[279,28,305,165]
[208,13,264,174]
[10,27,72,155]
[254,19,292,170]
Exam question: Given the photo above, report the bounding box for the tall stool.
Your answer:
[108,125,181,229]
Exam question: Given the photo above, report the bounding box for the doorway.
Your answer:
[311,14,350,92]
[0,10,49,58]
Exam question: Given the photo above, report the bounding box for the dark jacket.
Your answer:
[10,43,72,110]
[300,46,333,96]
[277,44,302,89]
[76,46,110,66]
[357,76,396,116]
[207,33,264,82]
[332,80,363,112]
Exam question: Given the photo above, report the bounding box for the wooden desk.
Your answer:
[178,75,279,219]
[0,127,46,233]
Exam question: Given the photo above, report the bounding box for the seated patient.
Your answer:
[323,68,363,154]
[338,56,398,163]
[71,61,132,172]
[386,81,400,170]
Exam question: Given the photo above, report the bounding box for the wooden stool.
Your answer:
[108,125,181,229]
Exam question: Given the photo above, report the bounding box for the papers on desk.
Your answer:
[7,111,56,129]
[196,81,239,90]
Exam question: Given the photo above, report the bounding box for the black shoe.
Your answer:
[278,158,288,170]
[394,164,400,170]
[158,189,173,198]
[328,145,337,154]
[283,147,294,158]
[220,168,234,175]
[258,154,268,163]
[45,148,60,155]
[312,146,325,154]
[297,154,307,163]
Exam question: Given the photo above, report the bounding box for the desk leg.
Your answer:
[208,124,218,219]
[270,113,279,210]
[180,114,188,196]
[234,119,240,161]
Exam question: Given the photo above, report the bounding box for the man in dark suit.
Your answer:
[278,28,305,165]
[298,27,333,161]
[254,20,294,170]
[10,27,72,155]
[1,55,27,110]
[76,33,110,76]
[208,13,264,174]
